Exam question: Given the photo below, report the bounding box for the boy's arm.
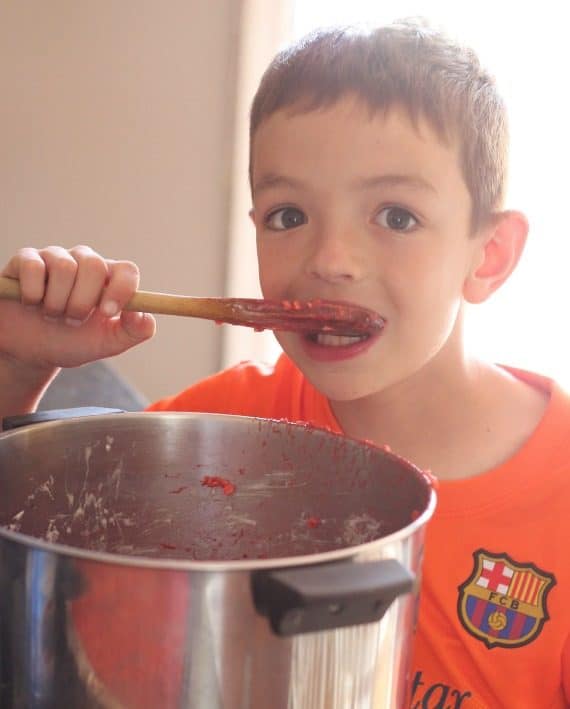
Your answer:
[0,358,59,422]
[0,246,156,423]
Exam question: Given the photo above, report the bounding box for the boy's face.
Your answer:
[250,98,486,402]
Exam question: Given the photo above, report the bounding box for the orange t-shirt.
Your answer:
[148,354,570,708]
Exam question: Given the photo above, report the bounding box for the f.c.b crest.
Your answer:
[457,549,555,649]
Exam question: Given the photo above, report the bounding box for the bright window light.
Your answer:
[291,1,570,390]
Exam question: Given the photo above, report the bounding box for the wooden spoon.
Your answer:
[0,276,385,336]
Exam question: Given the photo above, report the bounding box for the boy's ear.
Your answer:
[463,210,529,304]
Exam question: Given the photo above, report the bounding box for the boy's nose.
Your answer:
[303,229,365,284]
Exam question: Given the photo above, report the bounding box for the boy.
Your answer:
[1,20,569,707]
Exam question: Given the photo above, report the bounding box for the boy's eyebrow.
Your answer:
[253,174,304,195]
[353,174,438,194]
[253,173,438,196]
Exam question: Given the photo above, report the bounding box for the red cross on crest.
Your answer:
[477,559,512,594]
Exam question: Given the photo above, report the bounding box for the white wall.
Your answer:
[1,1,242,402]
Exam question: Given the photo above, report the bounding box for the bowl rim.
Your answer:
[0,411,437,572]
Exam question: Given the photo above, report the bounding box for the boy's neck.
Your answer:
[330,357,549,481]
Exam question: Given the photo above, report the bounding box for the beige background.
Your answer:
[0,1,288,403]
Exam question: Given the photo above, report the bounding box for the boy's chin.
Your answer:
[276,337,382,401]
[301,366,383,403]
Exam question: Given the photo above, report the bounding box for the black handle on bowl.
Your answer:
[252,558,414,637]
[2,407,124,431]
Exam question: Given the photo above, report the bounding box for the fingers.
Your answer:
[99,259,141,318]
[41,247,82,318]
[63,245,109,323]
[3,248,48,305]
[2,246,141,324]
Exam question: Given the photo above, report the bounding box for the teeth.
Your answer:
[315,333,367,346]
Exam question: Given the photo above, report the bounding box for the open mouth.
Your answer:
[299,313,385,362]
[305,332,372,347]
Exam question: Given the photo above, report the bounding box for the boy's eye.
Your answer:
[374,207,418,232]
[265,207,307,231]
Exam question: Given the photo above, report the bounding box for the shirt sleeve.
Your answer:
[144,360,281,417]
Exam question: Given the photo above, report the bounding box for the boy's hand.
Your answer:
[0,245,156,371]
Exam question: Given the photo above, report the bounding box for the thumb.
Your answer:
[118,311,157,344]
[83,310,157,361]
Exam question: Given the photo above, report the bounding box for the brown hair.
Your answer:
[249,19,508,231]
